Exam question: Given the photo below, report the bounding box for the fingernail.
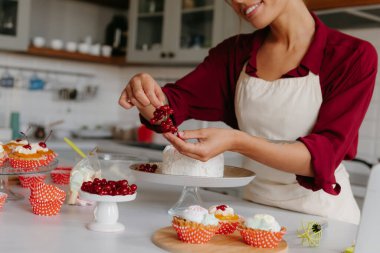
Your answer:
[178,131,184,137]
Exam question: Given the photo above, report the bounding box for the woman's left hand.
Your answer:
[163,128,239,161]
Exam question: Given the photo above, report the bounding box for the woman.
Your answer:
[119,0,378,224]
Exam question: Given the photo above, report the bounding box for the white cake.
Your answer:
[162,145,224,177]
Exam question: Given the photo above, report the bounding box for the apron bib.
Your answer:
[235,65,360,224]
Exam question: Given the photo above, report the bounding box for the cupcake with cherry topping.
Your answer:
[8,143,50,169]
[238,214,286,248]
[0,142,7,167]
[31,131,57,164]
[209,204,241,235]
[172,205,219,244]
[3,138,28,154]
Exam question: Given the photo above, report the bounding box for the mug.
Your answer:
[65,41,77,52]
[78,43,90,54]
[101,45,112,57]
[32,37,46,48]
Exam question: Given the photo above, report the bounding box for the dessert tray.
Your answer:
[130,163,256,216]
[0,159,58,200]
[79,190,136,233]
[152,227,288,253]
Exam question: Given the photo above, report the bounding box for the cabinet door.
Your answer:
[0,0,31,51]
[128,0,168,63]
[168,0,224,64]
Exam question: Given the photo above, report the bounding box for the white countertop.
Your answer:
[0,181,357,253]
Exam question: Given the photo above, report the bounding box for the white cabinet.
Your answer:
[128,0,224,64]
[0,0,31,51]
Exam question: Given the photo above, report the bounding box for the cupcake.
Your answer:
[209,204,240,235]
[31,142,57,164]
[238,214,286,248]
[172,205,219,244]
[8,144,50,169]
[0,143,7,166]
[3,139,28,154]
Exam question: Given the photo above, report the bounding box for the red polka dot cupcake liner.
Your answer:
[0,193,7,210]
[9,157,49,169]
[29,199,64,216]
[0,157,6,167]
[30,182,66,201]
[238,226,286,248]
[19,175,46,188]
[216,220,240,235]
[172,217,218,244]
[50,168,71,185]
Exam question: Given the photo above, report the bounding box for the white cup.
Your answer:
[89,44,101,56]
[78,43,90,54]
[50,39,64,50]
[32,37,46,48]
[101,45,112,57]
[65,41,77,53]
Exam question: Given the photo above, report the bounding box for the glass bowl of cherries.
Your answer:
[79,178,138,232]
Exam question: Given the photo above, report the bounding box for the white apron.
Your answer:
[235,66,360,224]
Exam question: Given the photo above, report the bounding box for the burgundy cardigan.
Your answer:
[141,14,378,195]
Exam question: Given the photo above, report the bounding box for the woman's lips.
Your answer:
[242,1,263,18]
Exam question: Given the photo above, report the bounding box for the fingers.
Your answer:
[163,133,204,160]
[120,73,165,109]
[178,129,207,140]
[118,89,133,109]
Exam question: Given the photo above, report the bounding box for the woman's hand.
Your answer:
[163,128,240,161]
[119,73,166,110]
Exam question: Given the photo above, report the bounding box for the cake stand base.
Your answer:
[168,186,203,216]
[0,175,23,200]
[87,222,125,232]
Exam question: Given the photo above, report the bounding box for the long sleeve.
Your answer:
[297,41,378,195]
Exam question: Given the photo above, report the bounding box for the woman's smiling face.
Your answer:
[230,0,291,29]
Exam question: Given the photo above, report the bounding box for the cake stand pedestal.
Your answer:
[130,163,255,216]
[0,159,58,200]
[79,190,136,233]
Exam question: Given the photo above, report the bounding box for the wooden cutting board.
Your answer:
[152,226,288,253]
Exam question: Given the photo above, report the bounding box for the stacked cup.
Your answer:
[29,182,66,216]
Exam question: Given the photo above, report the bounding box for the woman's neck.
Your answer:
[268,1,315,50]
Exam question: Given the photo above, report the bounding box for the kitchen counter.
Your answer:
[0,181,357,253]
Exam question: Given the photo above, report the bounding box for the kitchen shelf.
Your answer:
[25,46,127,66]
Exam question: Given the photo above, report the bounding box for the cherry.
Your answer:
[130,184,137,192]
[23,144,32,150]
[39,130,52,148]
[216,205,228,211]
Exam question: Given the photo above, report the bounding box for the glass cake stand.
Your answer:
[130,163,256,216]
[0,159,58,200]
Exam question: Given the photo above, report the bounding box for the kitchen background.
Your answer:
[0,0,380,206]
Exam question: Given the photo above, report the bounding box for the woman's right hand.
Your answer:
[119,73,166,110]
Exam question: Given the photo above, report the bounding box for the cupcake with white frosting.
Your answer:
[8,143,51,169]
[0,143,7,166]
[172,205,219,244]
[209,204,241,235]
[3,139,28,154]
[238,214,286,248]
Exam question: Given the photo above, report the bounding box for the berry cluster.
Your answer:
[138,163,158,173]
[216,204,228,211]
[150,105,178,134]
[81,178,137,196]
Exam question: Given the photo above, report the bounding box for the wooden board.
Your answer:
[152,227,288,253]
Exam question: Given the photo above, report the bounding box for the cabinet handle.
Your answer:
[168,52,175,58]
[160,52,167,58]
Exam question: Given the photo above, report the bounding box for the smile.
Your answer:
[243,1,263,17]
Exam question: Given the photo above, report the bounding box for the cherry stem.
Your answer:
[43,130,53,143]
[19,131,30,145]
